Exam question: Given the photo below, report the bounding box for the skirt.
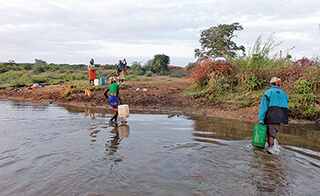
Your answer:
[89,69,97,80]
[108,95,119,111]
[118,71,124,80]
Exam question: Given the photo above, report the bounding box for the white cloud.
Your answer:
[0,0,319,65]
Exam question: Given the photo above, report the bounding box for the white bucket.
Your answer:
[94,79,99,86]
[118,125,130,138]
[118,104,129,118]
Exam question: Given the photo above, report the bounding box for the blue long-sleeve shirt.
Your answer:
[258,86,289,124]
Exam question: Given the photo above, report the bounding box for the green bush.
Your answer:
[0,64,9,73]
[58,73,69,81]
[289,93,320,120]
[145,71,153,77]
[58,68,68,73]
[22,64,33,71]
[245,74,265,91]
[133,69,145,76]
[169,73,187,78]
[10,78,27,87]
[294,80,312,94]
[125,74,140,81]
[215,77,231,96]
[76,74,87,80]
[236,94,253,108]
[32,65,46,74]
[31,77,49,84]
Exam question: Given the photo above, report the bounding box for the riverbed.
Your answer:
[0,99,319,195]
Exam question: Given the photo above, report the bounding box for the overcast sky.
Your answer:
[0,0,319,66]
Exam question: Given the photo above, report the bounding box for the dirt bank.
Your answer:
[0,77,315,124]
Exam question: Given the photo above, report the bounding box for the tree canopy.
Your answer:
[152,54,170,75]
[194,22,245,60]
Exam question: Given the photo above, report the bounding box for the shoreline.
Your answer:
[1,80,317,126]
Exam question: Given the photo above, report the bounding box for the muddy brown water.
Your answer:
[0,99,319,195]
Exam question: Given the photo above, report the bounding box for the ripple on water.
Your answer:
[0,99,320,195]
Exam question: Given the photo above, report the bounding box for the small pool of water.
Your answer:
[0,99,319,195]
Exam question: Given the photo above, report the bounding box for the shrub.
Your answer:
[22,63,33,71]
[32,65,46,74]
[289,93,320,120]
[294,80,312,94]
[244,74,265,91]
[169,73,187,78]
[145,71,153,77]
[236,94,253,108]
[76,74,87,80]
[58,73,69,81]
[0,64,9,73]
[31,77,49,84]
[125,74,140,81]
[133,69,145,76]
[10,78,27,87]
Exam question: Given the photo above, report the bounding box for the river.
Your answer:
[0,99,319,195]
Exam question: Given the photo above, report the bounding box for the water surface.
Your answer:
[0,99,319,195]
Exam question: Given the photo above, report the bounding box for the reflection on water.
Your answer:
[192,115,320,152]
[0,99,320,195]
[106,124,130,154]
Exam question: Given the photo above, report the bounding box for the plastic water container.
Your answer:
[118,125,130,138]
[118,105,129,118]
[252,124,267,148]
[94,79,99,86]
[100,77,105,85]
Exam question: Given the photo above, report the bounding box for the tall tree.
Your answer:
[34,59,47,66]
[194,22,245,59]
[152,54,170,75]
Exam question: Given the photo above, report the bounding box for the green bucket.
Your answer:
[252,124,267,148]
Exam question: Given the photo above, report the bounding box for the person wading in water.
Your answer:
[258,77,289,154]
[104,77,122,124]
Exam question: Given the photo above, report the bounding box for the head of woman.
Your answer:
[109,77,116,84]
[90,59,94,65]
[270,77,281,86]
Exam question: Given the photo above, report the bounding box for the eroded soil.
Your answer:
[0,77,314,124]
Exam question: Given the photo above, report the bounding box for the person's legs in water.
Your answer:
[267,124,280,147]
[267,136,274,147]
[267,124,280,154]
[110,111,118,123]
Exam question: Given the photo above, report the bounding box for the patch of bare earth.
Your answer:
[0,77,315,124]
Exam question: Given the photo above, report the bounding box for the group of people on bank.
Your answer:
[87,58,127,86]
[87,58,127,124]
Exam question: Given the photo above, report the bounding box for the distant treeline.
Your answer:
[0,54,188,87]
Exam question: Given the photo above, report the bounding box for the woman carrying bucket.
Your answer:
[117,59,127,84]
[104,77,122,124]
[88,59,97,86]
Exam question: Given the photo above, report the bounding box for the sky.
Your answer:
[0,0,319,67]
